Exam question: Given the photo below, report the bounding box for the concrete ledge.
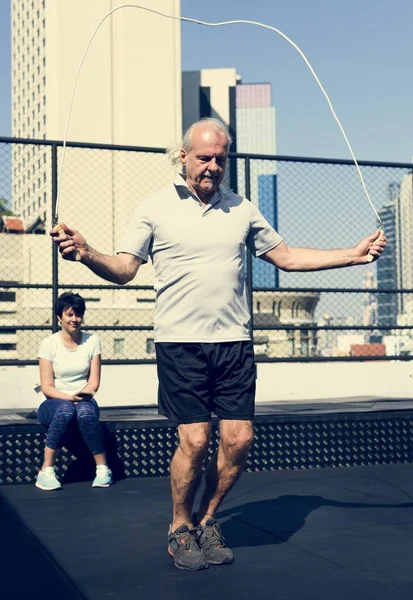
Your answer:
[2,361,413,410]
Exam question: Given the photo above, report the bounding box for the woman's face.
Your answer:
[59,306,83,334]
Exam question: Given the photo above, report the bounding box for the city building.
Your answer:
[0,231,157,361]
[11,0,181,231]
[235,82,278,289]
[182,70,278,290]
[182,68,239,190]
[376,184,399,329]
[362,271,379,343]
[395,173,413,314]
[6,0,182,361]
[182,67,320,357]
[383,172,413,356]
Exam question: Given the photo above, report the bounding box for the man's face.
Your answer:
[180,126,228,201]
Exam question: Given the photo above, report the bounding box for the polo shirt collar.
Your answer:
[174,173,229,208]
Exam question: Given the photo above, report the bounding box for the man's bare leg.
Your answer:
[196,419,254,524]
[170,421,211,532]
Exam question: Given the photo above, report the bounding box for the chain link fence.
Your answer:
[0,137,412,363]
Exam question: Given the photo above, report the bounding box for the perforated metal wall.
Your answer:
[1,414,413,485]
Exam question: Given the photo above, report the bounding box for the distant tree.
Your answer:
[0,198,13,216]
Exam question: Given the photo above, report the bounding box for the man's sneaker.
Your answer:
[168,524,209,571]
[92,465,113,488]
[35,466,62,491]
[196,518,234,565]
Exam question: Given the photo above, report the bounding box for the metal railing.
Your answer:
[0,136,412,364]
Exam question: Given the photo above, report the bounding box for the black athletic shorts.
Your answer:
[155,341,256,424]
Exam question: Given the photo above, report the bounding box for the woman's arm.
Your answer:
[39,358,74,401]
[79,354,101,395]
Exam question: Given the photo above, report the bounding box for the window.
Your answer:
[287,330,295,356]
[146,338,155,354]
[0,344,17,351]
[114,338,125,355]
[300,331,309,357]
[0,292,16,302]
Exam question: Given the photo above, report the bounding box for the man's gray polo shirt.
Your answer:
[118,175,283,343]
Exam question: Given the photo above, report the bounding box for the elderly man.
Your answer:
[52,118,386,571]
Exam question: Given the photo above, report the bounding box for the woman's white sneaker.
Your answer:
[92,465,113,487]
[35,466,62,491]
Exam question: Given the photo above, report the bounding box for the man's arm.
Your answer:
[261,229,386,272]
[50,223,142,284]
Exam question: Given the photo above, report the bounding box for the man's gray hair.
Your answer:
[167,118,233,167]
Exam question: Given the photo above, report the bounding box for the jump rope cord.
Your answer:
[55,4,382,227]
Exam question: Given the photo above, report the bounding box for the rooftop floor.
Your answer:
[2,462,413,599]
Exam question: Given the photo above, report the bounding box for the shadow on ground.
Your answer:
[217,495,413,547]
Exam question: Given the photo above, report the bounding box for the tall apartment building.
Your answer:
[182,68,319,358]
[381,173,413,356]
[11,0,181,231]
[395,172,413,311]
[6,0,182,362]
[182,68,239,190]
[182,68,278,287]
[235,83,278,289]
[376,183,399,328]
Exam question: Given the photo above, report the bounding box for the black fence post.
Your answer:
[245,156,253,338]
[51,143,59,332]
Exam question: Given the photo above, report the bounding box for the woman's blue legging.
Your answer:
[37,398,105,455]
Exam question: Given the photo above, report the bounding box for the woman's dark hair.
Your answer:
[55,292,86,318]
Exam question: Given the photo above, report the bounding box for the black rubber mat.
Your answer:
[2,463,413,599]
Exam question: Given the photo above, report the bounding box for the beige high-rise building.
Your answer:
[11,0,181,230]
[7,0,182,362]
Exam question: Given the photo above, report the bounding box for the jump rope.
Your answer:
[54,4,384,261]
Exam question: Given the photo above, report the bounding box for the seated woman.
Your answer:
[36,291,112,491]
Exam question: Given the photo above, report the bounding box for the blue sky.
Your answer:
[1,0,412,163]
[181,0,413,163]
